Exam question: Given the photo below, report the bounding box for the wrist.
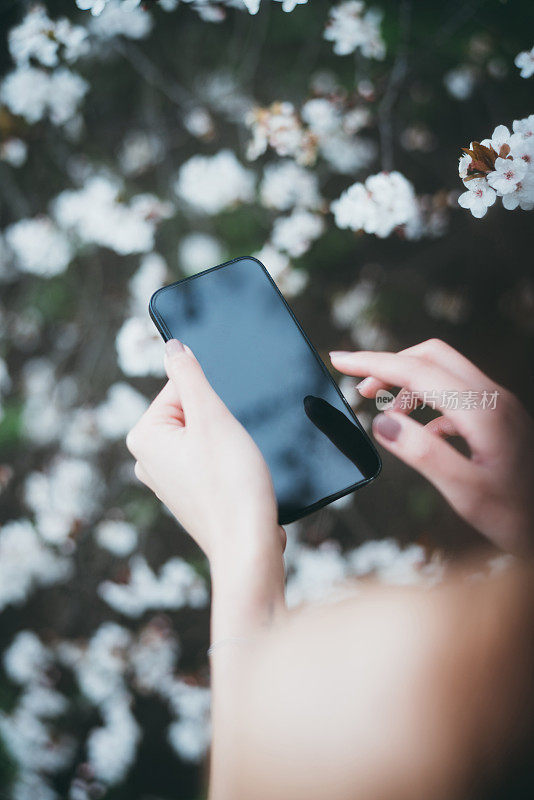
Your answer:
[209,526,286,640]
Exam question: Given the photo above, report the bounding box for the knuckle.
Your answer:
[409,431,435,465]
[125,426,142,457]
[133,461,150,487]
[133,461,144,481]
[418,338,448,362]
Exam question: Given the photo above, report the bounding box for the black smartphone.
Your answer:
[149,256,381,525]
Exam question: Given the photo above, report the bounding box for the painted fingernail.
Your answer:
[373,413,401,442]
[329,351,351,360]
[165,338,185,356]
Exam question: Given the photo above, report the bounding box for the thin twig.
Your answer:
[377,0,412,172]
[112,39,193,111]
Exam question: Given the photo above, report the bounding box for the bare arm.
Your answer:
[229,563,534,800]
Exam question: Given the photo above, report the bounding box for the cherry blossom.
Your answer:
[174,150,255,213]
[324,1,385,59]
[332,171,419,237]
[487,156,527,194]
[458,182,497,218]
[458,115,534,217]
[515,46,534,78]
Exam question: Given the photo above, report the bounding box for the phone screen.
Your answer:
[150,257,381,524]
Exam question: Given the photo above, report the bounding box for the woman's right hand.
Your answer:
[330,339,534,556]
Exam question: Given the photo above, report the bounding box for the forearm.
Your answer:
[208,529,287,800]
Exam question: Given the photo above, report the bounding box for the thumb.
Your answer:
[164,339,218,418]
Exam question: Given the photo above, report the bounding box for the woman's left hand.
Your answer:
[126,340,286,633]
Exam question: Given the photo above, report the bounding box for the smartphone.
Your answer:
[149,256,381,524]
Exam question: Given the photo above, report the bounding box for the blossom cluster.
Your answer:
[331,171,419,238]
[246,97,374,173]
[324,1,385,59]
[515,45,534,79]
[458,116,534,217]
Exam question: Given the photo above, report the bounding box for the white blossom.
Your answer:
[5,217,72,277]
[87,693,140,784]
[486,123,511,152]
[89,0,153,40]
[444,65,476,100]
[174,150,255,213]
[246,102,314,164]
[115,315,165,377]
[458,116,534,217]
[512,114,534,138]
[129,252,169,315]
[183,107,214,139]
[285,541,348,607]
[166,681,211,762]
[11,774,57,800]
[59,623,131,706]
[458,182,497,218]
[332,279,375,328]
[119,131,164,175]
[76,0,109,15]
[332,171,419,238]
[95,519,138,556]
[487,155,527,194]
[0,694,75,774]
[301,98,341,135]
[54,175,171,255]
[95,382,149,438]
[260,160,322,210]
[130,623,179,693]
[0,520,72,612]
[3,632,52,686]
[178,233,224,275]
[60,407,102,456]
[324,1,385,59]
[8,5,89,67]
[272,209,324,257]
[24,457,103,545]
[253,243,290,279]
[0,138,28,167]
[515,46,534,79]
[320,134,376,174]
[347,538,427,585]
[274,0,309,10]
[98,555,208,617]
[501,176,534,211]
[21,359,64,445]
[0,65,88,126]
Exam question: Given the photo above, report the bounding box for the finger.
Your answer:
[328,350,489,440]
[164,339,220,422]
[336,339,491,399]
[425,415,459,438]
[144,380,186,425]
[372,411,480,522]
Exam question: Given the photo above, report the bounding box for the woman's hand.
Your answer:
[126,339,281,557]
[330,339,534,555]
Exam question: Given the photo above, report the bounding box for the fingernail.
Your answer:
[373,413,401,442]
[329,351,351,361]
[165,338,185,356]
[356,378,371,392]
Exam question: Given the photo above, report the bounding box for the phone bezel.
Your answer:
[149,255,381,524]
